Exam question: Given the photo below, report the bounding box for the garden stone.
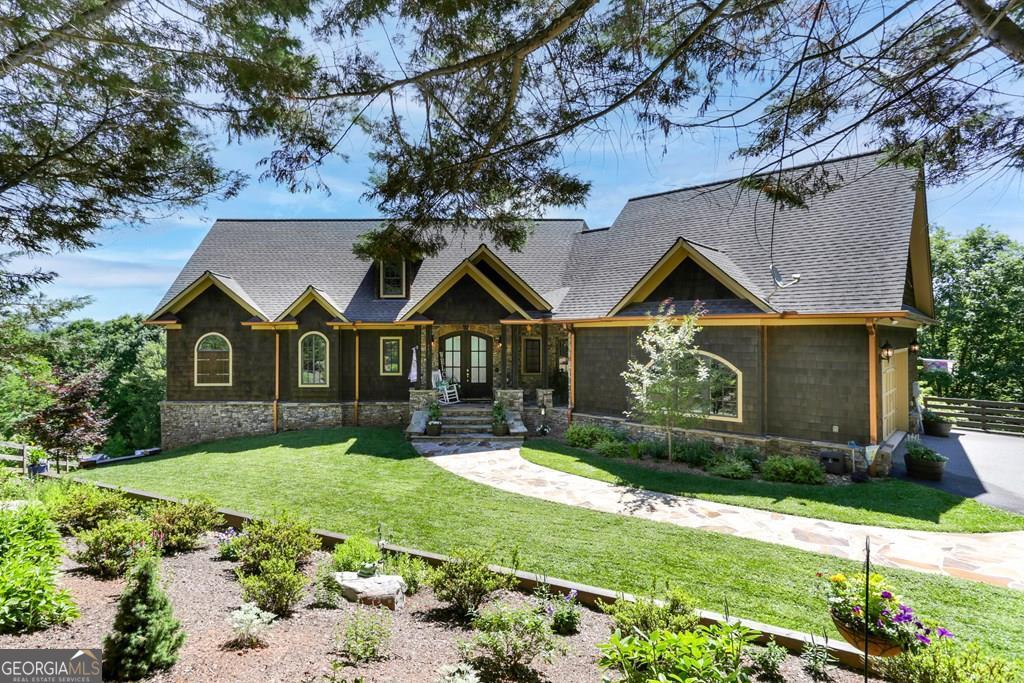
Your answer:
[333,572,407,610]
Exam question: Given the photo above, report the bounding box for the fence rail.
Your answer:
[924,396,1024,435]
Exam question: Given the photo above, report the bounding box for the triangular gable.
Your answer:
[148,271,268,321]
[400,259,531,321]
[468,245,552,311]
[276,286,350,322]
[609,239,773,315]
[905,185,934,317]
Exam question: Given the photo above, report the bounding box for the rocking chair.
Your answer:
[432,369,460,404]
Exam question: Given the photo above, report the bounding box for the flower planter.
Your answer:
[27,462,49,476]
[905,456,945,481]
[426,422,442,437]
[923,420,952,437]
[492,423,510,437]
[832,616,903,657]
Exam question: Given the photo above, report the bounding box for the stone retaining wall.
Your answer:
[279,402,348,431]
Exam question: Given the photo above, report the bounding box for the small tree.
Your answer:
[20,368,109,471]
[621,302,707,459]
[103,554,185,681]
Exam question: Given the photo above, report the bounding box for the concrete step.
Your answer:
[442,424,494,433]
[410,434,524,445]
[442,413,496,423]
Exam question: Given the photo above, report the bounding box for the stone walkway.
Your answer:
[415,441,1024,590]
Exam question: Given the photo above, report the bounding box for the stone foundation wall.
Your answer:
[357,401,409,426]
[161,401,274,451]
[523,406,569,438]
[279,402,348,431]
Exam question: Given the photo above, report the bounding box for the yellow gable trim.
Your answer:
[277,287,350,322]
[608,240,772,316]
[150,272,267,321]
[469,245,551,311]
[909,184,935,317]
[401,260,532,321]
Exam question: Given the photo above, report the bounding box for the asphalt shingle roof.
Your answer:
[155,152,920,322]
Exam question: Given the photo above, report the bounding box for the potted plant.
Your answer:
[26,446,48,476]
[426,401,442,437]
[904,441,947,481]
[921,409,954,437]
[492,401,509,436]
[823,572,950,657]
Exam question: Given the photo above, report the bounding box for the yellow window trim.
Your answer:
[194,332,232,387]
[520,336,543,375]
[379,259,406,299]
[380,336,403,376]
[298,331,330,388]
[608,239,773,316]
[279,286,350,322]
[400,260,531,321]
[469,245,551,311]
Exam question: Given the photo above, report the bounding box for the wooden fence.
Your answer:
[0,441,29,474]
[924,396,1024,435]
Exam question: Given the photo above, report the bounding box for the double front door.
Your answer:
[441,332,492,399]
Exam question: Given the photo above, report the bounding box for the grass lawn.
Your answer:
[521,439,1024,533]
[76,428,1024,657]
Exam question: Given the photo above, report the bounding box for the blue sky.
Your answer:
[15,131,1024,321]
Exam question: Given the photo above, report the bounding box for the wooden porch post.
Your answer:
[354,327,361,426]
[568,324,575,424]
[867,321,878,444]
[273,332,280,432]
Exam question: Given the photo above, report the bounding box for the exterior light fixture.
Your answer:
[909,338,920,354]
[880,341,894,361]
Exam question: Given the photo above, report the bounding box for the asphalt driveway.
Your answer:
[892,429,1024,514]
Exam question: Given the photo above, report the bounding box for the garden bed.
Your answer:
[0,533,882,682]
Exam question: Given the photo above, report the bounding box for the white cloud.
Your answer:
[11,253,181,290]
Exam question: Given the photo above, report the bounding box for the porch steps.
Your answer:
[410,434,524,446]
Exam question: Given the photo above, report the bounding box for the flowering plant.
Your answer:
[822,572,952,650]
[534,584,582,635]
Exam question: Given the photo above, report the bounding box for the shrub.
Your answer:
[706,456,754,480]
[435,663,481,683]
[103,554,185,681]
[595,439,630,458]
[637,439,669,460]
[876,639,1024,683]
[597,622,760,682]
[906,441,947,463]
[48,483,133,533]
[462,604,561,675]
[73,518,154,578]
[0,554,79,633]
[237,556,308,615]
[565,424,620,448]
[235,513,320,575]
[332,535,382,572]
[0,504,63,564]
[227,602,276,649]
[147,498,220,554]
[599,588,699,636]
[535,585,582,635]
[336,606,391,663]
[732,446,762,469]
[761,455,826,485]
[0,467,27,500]
[800,637,836,681]
[674,440,717,468]
[428,547,515,617]
[382,553,431,595]
[749,637,787,682]
[312,559,343,608]
[214,527,243,561]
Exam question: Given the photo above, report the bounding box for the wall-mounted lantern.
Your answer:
[909,338,920,354]
[880,341,894,361]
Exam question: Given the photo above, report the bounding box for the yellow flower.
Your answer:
[830,573,847,584]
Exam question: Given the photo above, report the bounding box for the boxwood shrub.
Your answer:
[760,455,826,485]
[565,424,623,449]
[594,440,631,458]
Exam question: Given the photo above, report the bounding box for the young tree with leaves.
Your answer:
[621,303,708,459]
[19,368,109,471]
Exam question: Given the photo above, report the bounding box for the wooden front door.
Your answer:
[441,332,492,399]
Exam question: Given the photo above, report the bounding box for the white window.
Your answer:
[194,333,231,386]
[299,332,329,387]
[693,351,742,422]
[380,337,402,376]
[379,259,406,298]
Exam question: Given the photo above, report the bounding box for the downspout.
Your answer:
[354,325,360,426]
[568,324,575,424]
[867,321,878,444]
[273,332,280,432]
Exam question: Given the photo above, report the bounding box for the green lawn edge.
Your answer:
[75,428,1024,658]
[521,439,1024,533]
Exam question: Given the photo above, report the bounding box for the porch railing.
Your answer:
[924,396,1024,436]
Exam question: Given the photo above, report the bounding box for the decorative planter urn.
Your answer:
[426,421,442,437]
[27,462,48,476]
[905,456,945,481]
[923,420,952,437]
[492,422,510,437]
[832,616,902,657]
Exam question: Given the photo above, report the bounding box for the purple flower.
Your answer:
[881,590,893,599]
[916,633,932,646]
[937,627,954,639]
[852,605,862,614]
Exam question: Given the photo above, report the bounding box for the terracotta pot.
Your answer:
[923,420,952,437]
[832,616,903,657]
[905,455,945,481]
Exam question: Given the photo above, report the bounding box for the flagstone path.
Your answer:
[415,441,1024,590]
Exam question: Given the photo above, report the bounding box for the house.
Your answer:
[147,152,934,457]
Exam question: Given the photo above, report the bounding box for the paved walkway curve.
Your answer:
[415,442,1024,590]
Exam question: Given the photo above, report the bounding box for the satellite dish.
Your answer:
[771,264,801,289]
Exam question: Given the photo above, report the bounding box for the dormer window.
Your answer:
[379,259,405,298]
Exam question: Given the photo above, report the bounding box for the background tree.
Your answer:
[621,303,707,458]
[19,367,110,470]
[920,226,1024,401]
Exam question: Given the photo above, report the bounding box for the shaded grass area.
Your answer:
[76,428,1024,657]
[521,439,1024,533]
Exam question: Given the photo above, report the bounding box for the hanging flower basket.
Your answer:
[831,615,903,657]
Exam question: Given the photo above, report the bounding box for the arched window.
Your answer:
[694,351,742,422]
[299,332,329,387]
[194,333,231,386]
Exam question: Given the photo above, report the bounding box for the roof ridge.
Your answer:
[626,150,888,202]
[212,217,587,223]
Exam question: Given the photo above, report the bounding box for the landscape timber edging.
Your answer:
[76,476,866,668]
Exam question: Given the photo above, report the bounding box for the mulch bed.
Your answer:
[0,534,882,682]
